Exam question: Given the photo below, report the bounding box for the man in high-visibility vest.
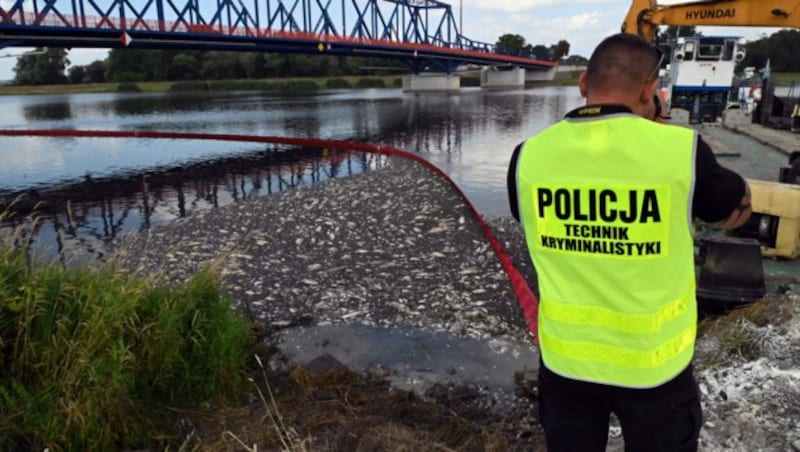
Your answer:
[507,33,751,452]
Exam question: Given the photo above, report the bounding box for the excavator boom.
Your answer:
[623,0,800,41]
[622,0,800,263]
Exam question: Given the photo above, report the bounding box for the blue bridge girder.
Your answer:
[0,0,555,73]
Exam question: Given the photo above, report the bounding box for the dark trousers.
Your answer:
[537,362,702,452]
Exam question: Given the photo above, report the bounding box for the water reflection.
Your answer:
[23,101,74,121]
[0,87,585,254]
[1,145,387,258]
[106,94,208,117]
[373,90,561,159]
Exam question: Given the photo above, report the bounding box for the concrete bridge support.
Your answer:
[480,66,525,89]
[525,66,557,82]
[402,74,461,92]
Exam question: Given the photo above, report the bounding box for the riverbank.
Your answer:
[1,72,796,96]
[0,72,578,96]
[109,153,800,450]
[0,75,495,95]
[0,76,403,95]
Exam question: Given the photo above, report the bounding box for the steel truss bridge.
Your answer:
[0,0,555,73]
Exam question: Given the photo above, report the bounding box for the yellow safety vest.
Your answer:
[517,110,697,388]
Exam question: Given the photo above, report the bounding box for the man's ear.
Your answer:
[579,71,588,98]
[639,78,659,105]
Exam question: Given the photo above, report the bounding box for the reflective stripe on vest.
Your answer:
[517,113,697,388]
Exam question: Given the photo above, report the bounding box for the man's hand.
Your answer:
[711,182,752,230]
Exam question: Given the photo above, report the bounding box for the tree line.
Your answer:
[13,27,800,87]
[494,34,572,61]
[737,29,800,73]
[14,47,410,85]
[13,33,578,86]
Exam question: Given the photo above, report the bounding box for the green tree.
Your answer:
[241,52,268,78]
[14,48,70,85]
[201,51,244,79]
[168,53,201,80]
[495,33,527,55]
[657,25,699,43]
[560,54,588,65]
[84,60,107,83]
[106,49,150,82]
[106,49,174,82]
[738,29,800,73]
[549,40,570,61]
[529,45,550,60]
[67,65,85,84]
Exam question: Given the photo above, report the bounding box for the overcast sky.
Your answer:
[0,0,782,81]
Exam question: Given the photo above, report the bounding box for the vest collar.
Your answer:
[565,104,635,120]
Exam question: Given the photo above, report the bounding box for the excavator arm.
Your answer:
[623,0,800,42]
[621,0,800,262]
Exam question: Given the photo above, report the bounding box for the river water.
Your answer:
[2,86,796,399]
[0,86,793,261]
[0,87,583,254]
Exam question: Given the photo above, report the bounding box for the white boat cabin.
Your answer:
[666,36,746,123]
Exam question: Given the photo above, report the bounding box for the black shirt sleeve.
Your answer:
[692,135,746,223]
[508,142,524,222]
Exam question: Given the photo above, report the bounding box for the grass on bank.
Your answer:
[0,239,525,450]
[2,72,798,96]
[0,208,528,450]
[528,70,581,88]
[0,241,254,450]
[695,296,794,371]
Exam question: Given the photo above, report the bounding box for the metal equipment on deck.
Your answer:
[696,236,766,312]
[734,179,800,259]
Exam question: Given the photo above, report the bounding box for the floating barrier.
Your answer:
[0,128,541,342]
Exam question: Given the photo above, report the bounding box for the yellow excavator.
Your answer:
[623,0,800,41]
[621,0,800,262]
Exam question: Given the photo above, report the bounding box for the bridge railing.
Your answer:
[5,10,502,52]
[3,10,480,49]
[0,0,504,52]
[0,8,555,67]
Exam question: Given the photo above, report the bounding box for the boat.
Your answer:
[664,35,747,123]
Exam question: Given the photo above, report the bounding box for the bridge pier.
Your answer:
[525,66,557,83]
[402,74,461,92]
[480,66,525,89]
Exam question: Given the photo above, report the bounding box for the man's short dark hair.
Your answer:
[585,33,661,95]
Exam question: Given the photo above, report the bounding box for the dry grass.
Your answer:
[696,296,794,370]
[698,296,792,338]
[185,354,526,451]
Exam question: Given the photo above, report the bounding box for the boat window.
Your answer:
[699,92,726,104]
[723,40,735,61]
[697,42,723,60]
[673,92,693,104]
[683,41,695,61]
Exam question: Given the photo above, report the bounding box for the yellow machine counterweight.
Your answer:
[744,179,800,259]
